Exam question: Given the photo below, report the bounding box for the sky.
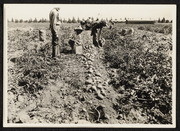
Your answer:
[4,4,176,21]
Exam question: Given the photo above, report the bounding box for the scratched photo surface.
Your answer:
[4,4,176,127]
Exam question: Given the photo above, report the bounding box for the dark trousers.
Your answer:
[51,28,60,58]
[69,39,75,53]
[92,28,102,47]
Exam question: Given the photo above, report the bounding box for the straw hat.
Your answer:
[56,21,61,25]
[74,26,83,31]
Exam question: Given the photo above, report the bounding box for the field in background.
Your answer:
[8,22,78,30]
[8,22,172,34]
[6,22,173,124]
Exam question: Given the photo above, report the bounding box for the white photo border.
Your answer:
[3,4,177,128]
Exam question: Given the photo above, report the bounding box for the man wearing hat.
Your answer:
[80,19,114,48]
[69,26,83,53]
[90,20,108,47]
[49,7,61,58]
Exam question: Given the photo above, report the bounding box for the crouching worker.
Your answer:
[49,7,61,58]
[68,26,83,54]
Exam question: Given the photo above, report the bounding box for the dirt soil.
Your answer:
[7,23,173,124]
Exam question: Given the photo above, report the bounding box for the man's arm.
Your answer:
[97,28,102,41]
[69,34,81,45]
[57,12,60,22]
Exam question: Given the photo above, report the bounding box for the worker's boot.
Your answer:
[98,38,105,47]
[93,40,99,48]
[98,40,102,47]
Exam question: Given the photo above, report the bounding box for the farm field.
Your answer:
[6,22,173,124]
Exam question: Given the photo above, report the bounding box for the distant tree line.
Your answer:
[10,17,83,23]
[10,18,49,23]
[9,17,172,23]
[157,17,172,23]
[9,17,108,23]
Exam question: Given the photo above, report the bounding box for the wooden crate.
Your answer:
[75,45,83,54]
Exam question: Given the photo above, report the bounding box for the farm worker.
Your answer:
[49,7,61,58]
[80,19,114,47]
[69,26,83,53]
[91,20,108,47]
[86,17,93,23]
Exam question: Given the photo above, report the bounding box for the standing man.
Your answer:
[49,7,61,58]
